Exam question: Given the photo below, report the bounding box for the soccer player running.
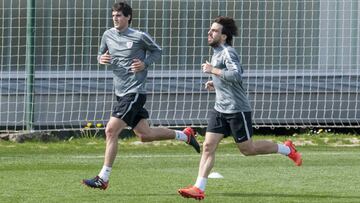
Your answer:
[178,16,302,200]
[82,1,200,190]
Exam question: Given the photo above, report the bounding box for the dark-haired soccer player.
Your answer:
[178,16,302,200]
[82,1,200,190]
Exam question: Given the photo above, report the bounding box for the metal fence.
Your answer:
[1,0,359,132]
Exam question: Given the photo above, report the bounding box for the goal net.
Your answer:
[1,0,359,132]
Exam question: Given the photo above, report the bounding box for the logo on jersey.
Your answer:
[126,41,133,48]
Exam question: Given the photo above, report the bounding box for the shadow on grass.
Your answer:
[100,191,360,200]
[84,185,360,201]
[107,193,175,197]
[212,192,360,200]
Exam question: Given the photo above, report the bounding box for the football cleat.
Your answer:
[178,185,205,200]
[284,140,302,166]
[183,127,200,153]
[82,176,108,190]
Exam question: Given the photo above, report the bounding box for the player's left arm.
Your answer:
[142,32,162,67]
[131,32,162,73]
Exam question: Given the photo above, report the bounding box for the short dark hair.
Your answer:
[214,16,238,45]
[112,1,132,24]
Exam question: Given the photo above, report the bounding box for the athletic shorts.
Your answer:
[112,93,149,128]
[206,109,253,143]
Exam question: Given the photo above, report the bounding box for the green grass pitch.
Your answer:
[0,136,360,203]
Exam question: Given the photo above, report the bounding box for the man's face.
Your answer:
[112,11,130,31]
[207,22,224,47]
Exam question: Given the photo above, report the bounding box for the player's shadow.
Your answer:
[109,191,360,202]
[115,193,175,197]
[213,192,360,200]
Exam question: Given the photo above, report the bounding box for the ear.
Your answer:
[126,15,132,24]
[221,34,227,43]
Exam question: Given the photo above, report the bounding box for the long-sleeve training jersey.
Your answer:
[210,44,252,113]
[98,27,162,97]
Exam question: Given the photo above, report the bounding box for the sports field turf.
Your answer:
[1,136,359,203]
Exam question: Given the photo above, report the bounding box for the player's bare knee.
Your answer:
[202,142,216,155]
[105,128,118,139]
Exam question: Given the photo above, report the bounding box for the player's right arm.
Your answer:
[97,33,111,64]
[98,50,111,64]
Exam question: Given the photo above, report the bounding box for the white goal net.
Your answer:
[1,0,359,132]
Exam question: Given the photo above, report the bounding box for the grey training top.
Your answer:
[98,27,162,97]
[210,44,252,113]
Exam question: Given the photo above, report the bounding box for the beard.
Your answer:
[208,39,220,47]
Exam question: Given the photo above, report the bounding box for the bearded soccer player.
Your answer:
[178,16,302,200]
